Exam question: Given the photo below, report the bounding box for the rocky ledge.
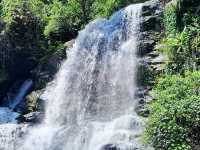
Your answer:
[136,0,166,117]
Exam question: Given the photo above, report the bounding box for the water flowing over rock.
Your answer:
[0,2,159,150]
[0,107,19,123]
[1,79,33,111]
[0,124,27,150]
[10,79,33,111]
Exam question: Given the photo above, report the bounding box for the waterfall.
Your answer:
[0,80,32,150]
[0,3,153,150]
[9,79,33,110]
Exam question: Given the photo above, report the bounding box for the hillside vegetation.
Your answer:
[145,0,200,149]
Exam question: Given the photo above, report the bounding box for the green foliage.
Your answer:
[0,0,47,79]
[91,0,121,18]
[0,0,148,81]
[146,1,200,149]
[163,0,179,34]
[1,0,47,27]
[156,26,200,73]
[44,0,148,42]
[1,0,148,43]
[145,71,200,150]
[91,0,147,18]
[156,0,200,74]
[44,0,83,42]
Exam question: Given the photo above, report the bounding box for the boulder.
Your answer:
[101,144,117,150]
[135,104,150,117]
[138,39,155,56]
[64,39,75,49]
[100,144,139,150]
[31,40,75,90]
[26,90,41,112]
[31,48,66,89]
[142,0,163,17]
[18,111,44,123]
[141,15,162,32]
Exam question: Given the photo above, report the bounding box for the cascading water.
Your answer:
[10,79,33,110]
[0,80,32,150]
[0,3,153,150]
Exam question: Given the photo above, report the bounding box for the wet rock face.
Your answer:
[101,144,118,150]
[31,40,75,90]
[25,90,45,113]
[100,144,141,150]
[18,112,44,124]
[142,0,163,17]
[138,0,163,56]
[31,48,67,90]
[136,0,164,117]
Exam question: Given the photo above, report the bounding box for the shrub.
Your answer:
[44,0,83,42]
[163,0,179,34]
[1,0,47,27]
[0,0,46,78]
[145,71,200,150]
[156,0,200,73]
[91,0,147,18]
[44,0,150,42]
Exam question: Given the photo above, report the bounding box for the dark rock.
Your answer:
[138,39,155,56]
[135,89,145,98]
[1,80,27,106]
[64,39,75,49]
[0,21,5,32]
[135,0,164,126]
[135,97,150,118]
[136,62,155,87]
[147,51,159,58]
[101,144,117,150]
[141,31,161,44]
[0,73,10,102]
[141,15,162,32]
[1,79,33,114]
[31,48,66,89]
[25,90,45,112]
[100,144,139,150]
[139,99,146,105]
[142,0,163,17]
[136,105,150,117]
[18,112,44,123]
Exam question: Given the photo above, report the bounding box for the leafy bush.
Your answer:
[1,0,47,27]
[163,0,179,34]
[145,71,200,150]
[0,0,46,78]
[44,0,149,42]
[91,0,147,18]
[156,0,200,73]
[44,0,83,42]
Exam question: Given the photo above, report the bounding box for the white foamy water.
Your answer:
[0,3,152,150]
[0,124,27,150]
